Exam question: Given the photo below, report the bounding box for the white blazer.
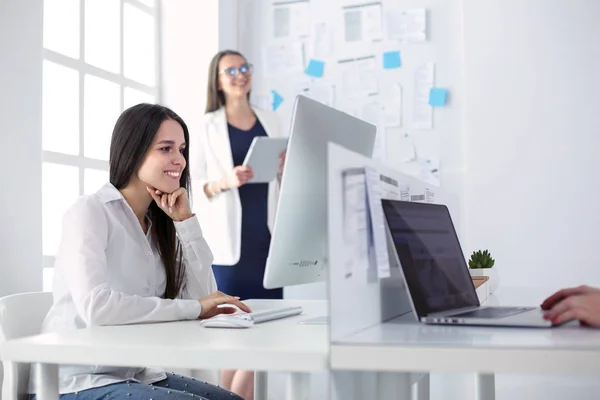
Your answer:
[189,107,283,265]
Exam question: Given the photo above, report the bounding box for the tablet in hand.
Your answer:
[243,137,288,183]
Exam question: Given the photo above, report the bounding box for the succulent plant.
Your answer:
[468,250,495,269]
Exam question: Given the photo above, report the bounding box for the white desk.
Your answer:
[330,287,600,399]
[0,299,328,400]
[331,320,600,373]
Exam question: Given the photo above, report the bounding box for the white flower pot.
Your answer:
[469,268,499,294]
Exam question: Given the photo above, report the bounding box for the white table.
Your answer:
[330,287,600,400]
[0,299,328,400]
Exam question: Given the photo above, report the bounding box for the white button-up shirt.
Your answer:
[29,183,217,394]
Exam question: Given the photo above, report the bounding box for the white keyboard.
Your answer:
[247,306,303,323]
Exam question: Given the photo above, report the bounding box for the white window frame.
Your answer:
[42,0,162,274]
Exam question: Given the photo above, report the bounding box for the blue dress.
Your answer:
[211,119,283,300]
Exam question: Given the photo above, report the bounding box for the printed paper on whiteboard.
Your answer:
[263,43,304,77]
[273,1,310,39]
[381,83,402,128]
[293,80,335,107]
[365,166,391,279]
[360,98,386,162]
[343,3,383,42]
[341,169,369,279]
[386,8,427,43]
[419,158,440,187]
[313,22,334,59]
[398,133,416,163]
[338,56,378,99]
[413,63,434,129]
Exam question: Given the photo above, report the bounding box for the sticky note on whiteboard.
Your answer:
[272,90,284,111]
[428,88,448,106]
[383,51,401,69]
[305,59,325,77]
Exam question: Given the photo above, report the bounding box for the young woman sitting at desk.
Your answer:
[28,104,250,400]
[541,285,600,327]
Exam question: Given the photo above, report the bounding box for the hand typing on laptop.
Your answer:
[541,285,600,327]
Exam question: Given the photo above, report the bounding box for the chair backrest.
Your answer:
[0,292,53,400]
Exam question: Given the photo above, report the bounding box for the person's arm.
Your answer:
[273,112,286,186]
[541,285,598,310]
[541,285,600,326]
[277,151,286,185]
[146,187,251,317]
[203,176,231,200]
[57,198,202,327]
[188,122,247,200]
[175,216,218,299]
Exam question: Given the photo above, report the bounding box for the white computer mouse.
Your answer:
[201,314,255,329]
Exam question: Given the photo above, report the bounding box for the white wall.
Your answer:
[462,0,600,290]
[160,0,219,130]
[461,1,600,399]
[0,0,44,298]
[0,0,44,395]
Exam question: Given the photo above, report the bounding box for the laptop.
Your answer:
[381,199,559,328]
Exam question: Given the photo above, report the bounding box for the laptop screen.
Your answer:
[381,200,479,317]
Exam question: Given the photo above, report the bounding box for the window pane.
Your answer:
[43,61,80,154]
[44,0,80,58]
[43,267,54,292]
[124,3,156,86]
[43,163,79,256]
[84,74,120,161]
[124,87,156,110]
[136,0,155,7]
[84,168,109,195]
[85,0,120,73]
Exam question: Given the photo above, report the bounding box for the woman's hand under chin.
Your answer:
[146,186,194,221]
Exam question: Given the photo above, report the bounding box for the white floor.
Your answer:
[430,373,600,400]
[265,372,600,399]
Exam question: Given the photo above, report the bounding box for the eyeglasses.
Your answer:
[220,64,253,77]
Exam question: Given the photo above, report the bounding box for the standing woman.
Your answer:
[189,50,285,399]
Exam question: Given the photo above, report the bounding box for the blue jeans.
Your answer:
[31,373,244,400]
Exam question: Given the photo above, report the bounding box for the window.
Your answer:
[42,0,160,291]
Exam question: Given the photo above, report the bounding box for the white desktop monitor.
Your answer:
[263,95,376,289]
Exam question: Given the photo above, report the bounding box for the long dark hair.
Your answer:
[109,103,190,299]
[205,49,251,113]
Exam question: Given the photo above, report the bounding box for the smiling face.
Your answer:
[135,118,187,194]
[218,54,253,99]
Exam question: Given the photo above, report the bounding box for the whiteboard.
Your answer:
[237,0,464,203]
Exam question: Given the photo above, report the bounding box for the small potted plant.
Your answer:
[468,249,499,294]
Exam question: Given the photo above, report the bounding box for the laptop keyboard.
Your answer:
[449,306,535,319]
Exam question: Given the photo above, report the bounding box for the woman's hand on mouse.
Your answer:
[197,291,252,319]
[147,186,193,221]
